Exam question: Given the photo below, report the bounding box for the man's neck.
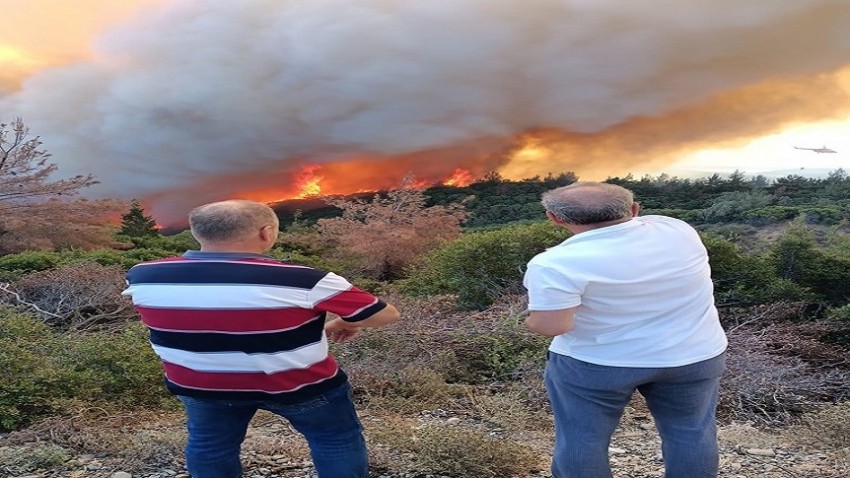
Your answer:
[567,217,633,235]
[199,242,268,254]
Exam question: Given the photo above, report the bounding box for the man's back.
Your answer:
[526,215,727,367]
[124,251,385,402]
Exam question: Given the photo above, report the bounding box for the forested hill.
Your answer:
[272,170,850,229]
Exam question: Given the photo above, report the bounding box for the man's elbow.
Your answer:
[383,304,400,324]
[524,314,573,337]
[360,303,399,328]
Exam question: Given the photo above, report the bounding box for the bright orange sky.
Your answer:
[0,0,166,90]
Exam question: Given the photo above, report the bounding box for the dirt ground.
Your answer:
[2,405,847,478]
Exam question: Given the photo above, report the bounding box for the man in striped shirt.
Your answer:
[123,200,399,478]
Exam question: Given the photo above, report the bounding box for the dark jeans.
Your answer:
[544,352,726,478]
[178,382,368,478]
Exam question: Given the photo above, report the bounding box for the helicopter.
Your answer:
[794,146,837,154]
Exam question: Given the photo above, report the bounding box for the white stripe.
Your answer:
[152,335,329,373]
[307,272,354,306]
[125,283,313,309]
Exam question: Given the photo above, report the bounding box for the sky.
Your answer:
[1,0,849,220]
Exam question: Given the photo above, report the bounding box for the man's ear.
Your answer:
[546,211,563,225]
[259,225,276,242]
[631,202,641,217]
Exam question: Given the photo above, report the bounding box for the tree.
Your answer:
[0,118,117,253]
[316,176,468,280]
[119,200,159,238]
[0,118,96,208]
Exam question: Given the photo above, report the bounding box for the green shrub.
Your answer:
[828,304,850,322]
[57,322,167,407]
[55,248,129,267]
[768,223,850,304]
[402,221,569,309]
[701,234,808,306]
[0,251,60,274]
[0,308,168,430]
[0,308,63,430]
[125,230,199,252]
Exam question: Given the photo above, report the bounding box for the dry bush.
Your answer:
[0,262,133,329]
[348,364,463,413]
[316,182,467,279]
[336,293,546,385]
[0,199,126,254]
[721,313,850,426]
[368,418,542,477]
[466,374,553,432]
[790,402,850,451]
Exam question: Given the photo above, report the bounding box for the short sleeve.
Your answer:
[523,261,583,311]
[308,272,387,322]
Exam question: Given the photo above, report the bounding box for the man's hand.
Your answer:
[325,317,361,343]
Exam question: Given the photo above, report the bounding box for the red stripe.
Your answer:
[163,357,339,393]
[137,306,321,332]
[315,288,378,317]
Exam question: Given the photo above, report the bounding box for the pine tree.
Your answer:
[119,200,158,237]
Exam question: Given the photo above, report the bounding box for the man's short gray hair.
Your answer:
[189,200,279,243]
[541,182,634,225]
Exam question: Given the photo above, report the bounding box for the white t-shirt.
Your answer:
[523,215,727,367]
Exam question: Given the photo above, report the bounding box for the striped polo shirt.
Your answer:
[123,251,387,402]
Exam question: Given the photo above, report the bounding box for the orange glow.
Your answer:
[294,165,324,198]
[0,45,30,64]
[442,168,474,187]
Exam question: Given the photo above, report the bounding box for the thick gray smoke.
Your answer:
[3,0,850,221]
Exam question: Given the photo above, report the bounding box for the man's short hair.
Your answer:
[189,200,279,243]
[541,182,634,225]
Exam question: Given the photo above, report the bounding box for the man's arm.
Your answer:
[325,303,400,342]
[525,307,577,337]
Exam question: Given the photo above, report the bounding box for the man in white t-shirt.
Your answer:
[523,181,727,478]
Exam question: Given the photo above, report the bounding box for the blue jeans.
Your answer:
[177,382,368,478]
[544,352,726,478]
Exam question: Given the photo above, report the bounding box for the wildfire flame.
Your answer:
[244,162,485,206]
[442,168,474,187]
[294,165,324,198]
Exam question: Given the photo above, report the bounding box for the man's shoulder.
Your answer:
[638,215,698,234]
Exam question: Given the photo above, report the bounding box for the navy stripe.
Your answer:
[149,317,326,353]
[344,301,388,322]
[164,372,348,403]
[127,261,328,289]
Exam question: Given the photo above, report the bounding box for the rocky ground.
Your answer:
[2,406,847,478]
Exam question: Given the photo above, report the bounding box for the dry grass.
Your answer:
[720,304,850,426]
[790,402,850,452]
[367,416,543,477]
[2,408,185,472]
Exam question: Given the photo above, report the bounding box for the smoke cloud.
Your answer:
[2,0,850,221]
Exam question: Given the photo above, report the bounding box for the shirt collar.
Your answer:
[182,250,275,260]
[559,218,644,246]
